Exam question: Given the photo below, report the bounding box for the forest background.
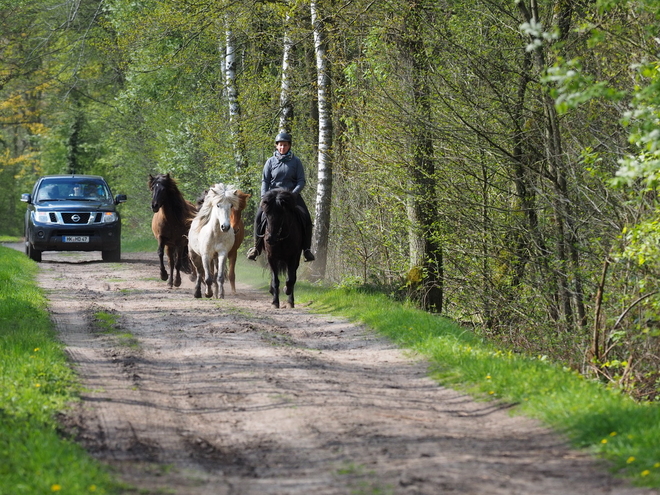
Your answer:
[2,0,660,402]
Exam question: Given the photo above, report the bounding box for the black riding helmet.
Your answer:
[275,131,292,144]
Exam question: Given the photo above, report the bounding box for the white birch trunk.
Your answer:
[279,14,293,132]
[310,0,332,279]
[224,22,248,183]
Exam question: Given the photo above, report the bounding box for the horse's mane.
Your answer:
[235,189,250,211]
[192,183,239,233]
[149,173,196,224]
[261,188,296,215]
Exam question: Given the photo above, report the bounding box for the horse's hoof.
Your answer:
[194,292,201,299]
[161,274,168,281]
[174,278,181,287]
[271,303,280,309]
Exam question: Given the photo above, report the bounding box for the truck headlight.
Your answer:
[33,211,54,224]
[102,212,119,223]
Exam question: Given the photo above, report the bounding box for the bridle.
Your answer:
[264,206,290,243]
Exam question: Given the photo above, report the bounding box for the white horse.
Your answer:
[188,183,240,299]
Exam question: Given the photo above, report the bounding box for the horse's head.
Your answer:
[261,188,296,245]
[148,173,171,213]
[203,183,241,233]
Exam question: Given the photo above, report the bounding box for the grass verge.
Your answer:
[0,246,120,494]
[235,256,660,489]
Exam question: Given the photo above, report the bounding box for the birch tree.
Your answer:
[310,0,332,279]
[224,21,249,188]
[278,11,294,133]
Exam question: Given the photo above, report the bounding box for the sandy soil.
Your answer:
[20,248,658,494]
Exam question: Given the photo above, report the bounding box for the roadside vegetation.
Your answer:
[0,247,120,494]
[238,257,660,489]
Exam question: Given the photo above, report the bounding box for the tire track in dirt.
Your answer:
[30,250,657,494]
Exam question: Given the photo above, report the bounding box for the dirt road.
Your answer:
[27,249,656,494]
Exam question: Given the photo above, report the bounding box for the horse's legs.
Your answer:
[211,254,220,299]
[202,254,215,298]
[165,245,176,287]
[188,254,197,283]
[172,246,183,287]
[268,260,280,308]
[284,260,299,308]
[157,240,168,281]
[218,254,227,299]
[227,252,237,294]
[190,252,203,299]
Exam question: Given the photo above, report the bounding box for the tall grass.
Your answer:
[0,247,119,494]
[236,258,660,488]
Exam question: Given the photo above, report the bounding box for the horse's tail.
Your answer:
[180,245,193,274]
[277,260,289,276]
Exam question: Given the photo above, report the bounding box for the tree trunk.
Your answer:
[511,49,561,323]
[224,23,249,189]
[402,0,443,313]
[517,0,585,330]
[310,0,333,280]
[279,11,294,133]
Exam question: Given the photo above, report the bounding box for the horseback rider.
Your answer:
[246,132,315,262]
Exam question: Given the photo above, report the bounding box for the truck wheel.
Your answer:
[102,248,121,262]
[26,242,42,262]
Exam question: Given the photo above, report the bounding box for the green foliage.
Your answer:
[0,247,119,494]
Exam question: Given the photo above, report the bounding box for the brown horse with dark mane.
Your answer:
[227,188,250,294]
[148,173,196,288]
[260,188,304,308]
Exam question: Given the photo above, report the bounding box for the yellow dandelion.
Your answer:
[486,375,491,380]
[654,462,660,468]
[642,470,650,477]
[609,432,617,436]
[34,348,40,352]
[601,439,608,444]
[627,457,635,464]
[51,485,61,492]
[35,384,41,388]
[488,391,495,395]
[89,485,97,492]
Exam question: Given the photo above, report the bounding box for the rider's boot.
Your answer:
[303,249,315,262]
[247,246,260,261]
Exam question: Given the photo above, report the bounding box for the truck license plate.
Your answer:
[63,236,89,243]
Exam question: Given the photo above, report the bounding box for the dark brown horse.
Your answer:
[261,188,304,308]
[148,173,196,288]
